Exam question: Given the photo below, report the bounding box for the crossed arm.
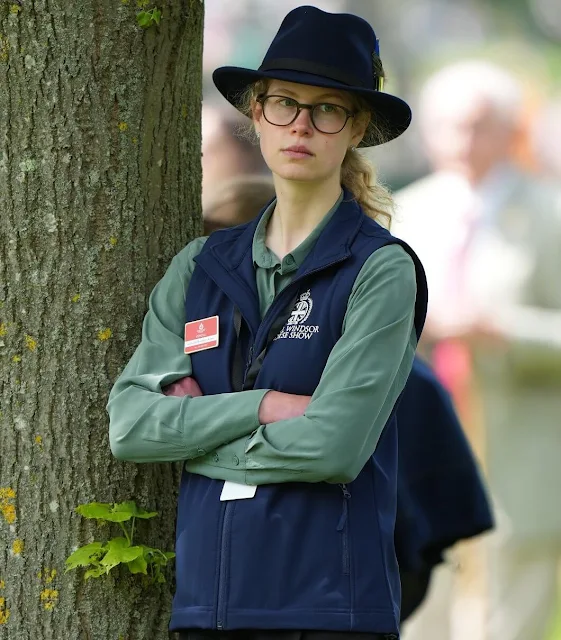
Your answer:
[163,377,311,425]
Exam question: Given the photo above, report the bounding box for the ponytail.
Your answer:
[341,147,393,228]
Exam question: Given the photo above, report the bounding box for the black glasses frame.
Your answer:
[256,95,356,134]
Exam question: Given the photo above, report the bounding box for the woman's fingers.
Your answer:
[162,376,203,397]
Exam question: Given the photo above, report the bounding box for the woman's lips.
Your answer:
[282,146,314,159]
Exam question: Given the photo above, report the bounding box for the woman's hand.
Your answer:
[258,390,311,424]
[163,377,203,397]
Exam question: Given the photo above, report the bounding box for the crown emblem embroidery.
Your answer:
[287,289,313,326]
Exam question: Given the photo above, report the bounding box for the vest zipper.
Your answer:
[337,484,351,575]
[215,502,234,630]
[242,344,254,387]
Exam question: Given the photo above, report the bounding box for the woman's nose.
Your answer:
[290,107,314,134]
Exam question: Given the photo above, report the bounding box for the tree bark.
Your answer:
[0,1,203,638]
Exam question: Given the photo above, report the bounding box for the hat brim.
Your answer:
[213,66,412,147]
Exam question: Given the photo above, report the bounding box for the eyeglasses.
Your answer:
[256,95,356,134]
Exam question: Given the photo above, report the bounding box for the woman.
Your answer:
[108,6,428,639]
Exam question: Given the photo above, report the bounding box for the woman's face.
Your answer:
[252,80,368,185]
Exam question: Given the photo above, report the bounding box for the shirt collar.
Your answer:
[252,190,344,272]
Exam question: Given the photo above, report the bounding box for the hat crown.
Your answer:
[259,6,380,91]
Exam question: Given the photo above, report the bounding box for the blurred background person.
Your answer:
[393,59,561,640]
[201,104,270,209]
[203,174,275,234]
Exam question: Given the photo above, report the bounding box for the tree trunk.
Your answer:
[0,1,203,638]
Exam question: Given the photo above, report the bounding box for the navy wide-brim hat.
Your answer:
[213,6,412,147]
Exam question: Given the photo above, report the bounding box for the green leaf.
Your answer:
[75,502,130,522]
[127,553,148,574]
[112,500,138,514]
[76,502,115,521]
[108,501,139,521]
[112,500,157,520]
[151,9,161,24]
[152,550,175,564]
[84,565,105,580]
[142,546,174,564]
[65,542,105,570]
[75,500,157,523]
[132,506,158,520]
[101,537,144,572]
[136,11,152,27]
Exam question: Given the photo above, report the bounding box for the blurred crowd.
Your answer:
[200,2,561,639]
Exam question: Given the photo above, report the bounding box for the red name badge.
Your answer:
[184,316,219,355]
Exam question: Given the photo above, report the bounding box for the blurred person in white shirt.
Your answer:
[394,60,561,640]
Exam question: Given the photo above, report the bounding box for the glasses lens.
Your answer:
[312,104,348,133]
[263,96,299,126]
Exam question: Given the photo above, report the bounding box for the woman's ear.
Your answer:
[252,98,263,137]
[252,98,263,122]
[351,111,370,147]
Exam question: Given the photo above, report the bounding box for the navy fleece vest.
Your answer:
[170,194,427,635]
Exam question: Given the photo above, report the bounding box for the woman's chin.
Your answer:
[272,164,327,183]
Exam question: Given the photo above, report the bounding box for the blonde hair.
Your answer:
[235,76,394,228]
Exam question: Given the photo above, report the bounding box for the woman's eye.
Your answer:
[318,103,336,113]
[278,98,297,107]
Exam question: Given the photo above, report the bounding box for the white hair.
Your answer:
[419,60,524,130]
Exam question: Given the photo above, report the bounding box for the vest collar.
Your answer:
[209,189,365,269]
[194,189,368,333]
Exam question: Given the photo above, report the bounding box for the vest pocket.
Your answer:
[337,483,351,575]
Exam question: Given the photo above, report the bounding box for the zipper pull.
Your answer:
[243,345,254,384]
[247,345,254,368]
[337,484,351,531]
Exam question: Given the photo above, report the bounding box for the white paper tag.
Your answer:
[220,481,257,501]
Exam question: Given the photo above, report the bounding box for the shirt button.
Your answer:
[232,455,239,466]
[197,448,206,456]
[285,255,294,265]
[213,453,220,463]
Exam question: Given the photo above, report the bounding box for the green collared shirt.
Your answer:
[253,192,341,318]
[108,193,417,484]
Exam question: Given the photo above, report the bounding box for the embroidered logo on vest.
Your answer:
[287,289,313,325]
[275,289,320,340]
